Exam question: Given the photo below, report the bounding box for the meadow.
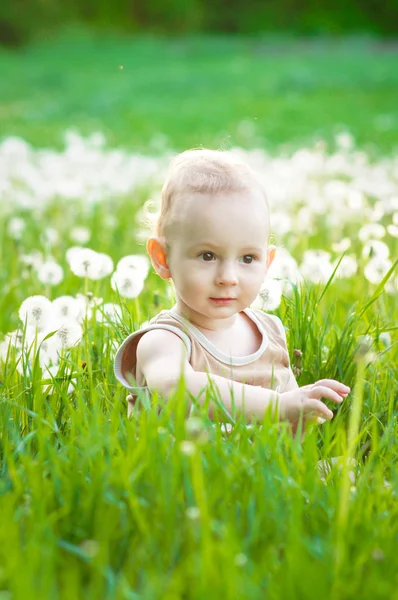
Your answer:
[0,32,397,599]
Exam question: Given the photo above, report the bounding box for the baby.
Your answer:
[114,149,350,434]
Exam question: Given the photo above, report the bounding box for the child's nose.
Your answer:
[216,262,238,285]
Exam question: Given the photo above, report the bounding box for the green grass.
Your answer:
[0,31,397,599]
[0,30,397,154]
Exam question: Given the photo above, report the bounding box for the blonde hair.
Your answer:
[140,148,269,243]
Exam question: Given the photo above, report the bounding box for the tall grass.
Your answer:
[0,194,397,599]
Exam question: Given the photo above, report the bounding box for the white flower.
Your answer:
[364,257,393,285]
[300,250,334,284]
[70,226,91,244]
[51,296,82,321]
[20,250,43,269]
[251,279,282,311]
[75,293,103,321]
[385,275,398,295]
[7,217,26,240]
[332,238,351,253]
[96,303,122,325]
[0,330,24,361]
[68,248,113,280]
[335,132,354,150]
[358,224,386,242]
[94,253,114,279]
[111,268,145,299]
[116,254,150,280]
[332,255,358,279]
[362,240,390,260]
[37,260,64,285]
[387,224,398,238]
[41,227,59,246]
[267,248,300,284]
[66,246,85,264]
[19,295,52,329]
[52,319,83,349]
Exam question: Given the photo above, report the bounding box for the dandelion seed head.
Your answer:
[41,227,59,247]
[358,223,386,242]
[111,268,145,299]
[37,260,64,285]
[20,250,43,269]
[332,255,358,279]
[251,279,282,311]
[96,303,122,325]
[7,217,26,240]
[364,257,392,285]
[19,295,52,329]
[116,254,150,279]
[53,319,83,349]
[70,226,91,244]
[51,296,81,321]
[387,224,398,238]
[362,240,390,260]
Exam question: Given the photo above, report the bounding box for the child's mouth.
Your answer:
[210,298,235,305]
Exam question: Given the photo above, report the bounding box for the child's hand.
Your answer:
[278,379,350,434]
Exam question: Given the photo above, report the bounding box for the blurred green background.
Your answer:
[0,1,397,154]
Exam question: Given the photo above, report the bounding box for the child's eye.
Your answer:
[199,252,215,262]
[241,255,256,264]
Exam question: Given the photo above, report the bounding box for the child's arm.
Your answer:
[137,330,343,424]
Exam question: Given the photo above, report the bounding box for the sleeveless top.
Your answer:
[114,307,297,413]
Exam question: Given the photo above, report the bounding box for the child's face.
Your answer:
[148,190,275,330]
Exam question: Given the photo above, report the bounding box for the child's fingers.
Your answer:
[314,379,350,395]
[303,398,334,420]
[309,385,346,404]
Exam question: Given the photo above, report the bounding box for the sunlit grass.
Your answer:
[0,31,397,595]
[0,188,397,597]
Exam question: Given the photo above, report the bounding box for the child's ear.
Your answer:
[266,245,276,271]
[146,237,171,280]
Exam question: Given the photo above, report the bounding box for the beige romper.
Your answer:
[114,307,297,416]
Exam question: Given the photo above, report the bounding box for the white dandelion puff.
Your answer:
[51,296,82,321]
[66,246,85,264]
[267,248,300,284]
[362,240,390,260]
[0,330,25,361]
[251,279,282,311]
[20,250,43,269]
[7,217,26,240]
[37,260,64,286]
[96,303,122,325]
[19,295,52,329]
[364,257,393,285]
[358,224,386,242]
[75,293,103,321]
[52,319,83,349]
[335,131,354,150]
[300,250,334,284]
[94,253,114,279]
[69,248,113,280]
[70,226,91,244]
[387,224,398,238]
[116,254,150,279]
[332,238,351,253]
[385,275,398,295]
[332,255,358,279]
[111,268,145,299]
[41,227,60,247]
